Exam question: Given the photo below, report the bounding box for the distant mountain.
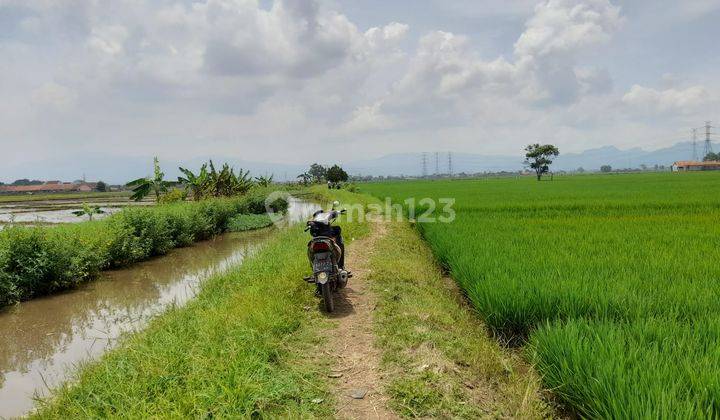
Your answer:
[1,156,308,185]
[344,142,696,176]
[0,141,700,184]
[552,142,694,171]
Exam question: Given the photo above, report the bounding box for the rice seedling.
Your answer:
[362,172,720,418]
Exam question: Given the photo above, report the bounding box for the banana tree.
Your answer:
[255,174,273,187]
[235,168,254,194]
[296,172,311,186]
[206,160,254,197]
[126,157,170,202]
[72,203,105,221]
[178,164,209,201]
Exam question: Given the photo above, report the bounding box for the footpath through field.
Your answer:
[322,214,552,419]
[322,217,396,419]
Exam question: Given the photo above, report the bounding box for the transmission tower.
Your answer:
[447,151,453,176]
[692,128,699,161]
[421,152,428,177]
[434,152,439,175]
[704,121,714,157]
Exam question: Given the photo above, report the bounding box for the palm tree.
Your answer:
[255,174,273,188]
[72,203,105,221]
[178,164,209,201]
[126,157,170,202]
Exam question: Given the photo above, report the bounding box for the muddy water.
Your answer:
[0,198,320,418]
[0,207,123,224]
[0,198,152,226]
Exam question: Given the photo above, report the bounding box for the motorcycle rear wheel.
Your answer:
[321,282,334,312]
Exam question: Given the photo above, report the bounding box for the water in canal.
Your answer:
[0,198,320,418]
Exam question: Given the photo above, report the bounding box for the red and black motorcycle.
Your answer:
[303,201,350,312]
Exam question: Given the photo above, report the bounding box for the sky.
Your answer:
[1,0,719,177]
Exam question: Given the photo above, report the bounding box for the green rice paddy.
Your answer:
[362,172,720,418]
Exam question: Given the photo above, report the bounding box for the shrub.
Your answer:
[158,188,187,204]
[238,188,289,215]
[0,191,289,306]
[227,214,273,232]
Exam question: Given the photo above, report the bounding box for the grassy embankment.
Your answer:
[369,219,552,418]
[362,172,720,418]
[0,188,287,307]
[33,189,374,418]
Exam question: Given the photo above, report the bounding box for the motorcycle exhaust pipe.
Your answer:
[338,270,349,288]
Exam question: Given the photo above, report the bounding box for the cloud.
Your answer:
[30,82,77,109]
[342,101,396,133]
[622,84,709,115]
[0,0,718,174]
[87,25,128,55]
[514,0,623,58]
[361,0,623,130]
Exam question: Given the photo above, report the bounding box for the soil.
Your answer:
[322,219,397,419]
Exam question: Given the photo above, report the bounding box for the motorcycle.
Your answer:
[303,201,350,312]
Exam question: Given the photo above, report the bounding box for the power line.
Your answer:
[421,152,428,177]
[447,151,453,176]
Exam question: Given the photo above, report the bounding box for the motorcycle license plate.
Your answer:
[313,258,333,273]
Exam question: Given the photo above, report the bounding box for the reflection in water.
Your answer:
[0,207,122,224]
[0,199,152,226]
[0,198,317,418]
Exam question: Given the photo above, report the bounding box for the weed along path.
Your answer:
[322,217,396,419]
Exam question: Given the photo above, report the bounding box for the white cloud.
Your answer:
[87,25,128,55]
[622,85,709,115]
[360,0,624,129]
[0,0,718,174]
[514,0,623,58]
[30,82,77,109]
[342,102,396,133]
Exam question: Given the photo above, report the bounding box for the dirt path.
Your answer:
[323,219,396,419]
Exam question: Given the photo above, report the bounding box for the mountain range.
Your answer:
[2,142,701,184]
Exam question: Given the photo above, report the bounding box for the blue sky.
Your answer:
[1,0,719,175]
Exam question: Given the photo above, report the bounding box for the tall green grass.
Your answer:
[33,192,369,418]
[362,172,720,418]
[0,189,288,306]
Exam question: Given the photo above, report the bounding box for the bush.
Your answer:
[158,188,187,204]
[0,191,289,306]
[227,214,273,232]
[238,188,289,215]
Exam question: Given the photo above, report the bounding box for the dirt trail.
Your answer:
[323,219,396,419]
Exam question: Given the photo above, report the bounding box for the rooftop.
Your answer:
[673,161,720,167]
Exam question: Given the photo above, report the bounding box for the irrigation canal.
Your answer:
[0,198,318,418]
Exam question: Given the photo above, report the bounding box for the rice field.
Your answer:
[361,172,720,418]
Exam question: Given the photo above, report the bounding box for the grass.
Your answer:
[33,201,369,418]
[226,213,274,232]
[368,219,551,418]
[361,172,720,418]
[0,189,288,307]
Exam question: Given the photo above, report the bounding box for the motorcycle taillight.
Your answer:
[312,242,331,252]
